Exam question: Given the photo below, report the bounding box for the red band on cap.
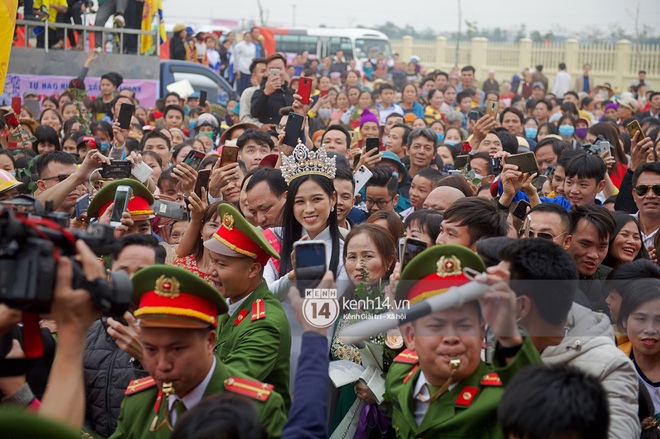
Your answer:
[407,273,470,304]
[214,223,270,265]
[136,291,219,326]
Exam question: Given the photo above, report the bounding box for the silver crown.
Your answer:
[280,142,337,184]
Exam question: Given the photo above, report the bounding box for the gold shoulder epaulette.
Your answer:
[124,376,157,395]
[224,376,274,402]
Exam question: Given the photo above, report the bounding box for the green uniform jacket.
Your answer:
[109,361,287,439]
[385,337,541,439]
[215,281,292,409]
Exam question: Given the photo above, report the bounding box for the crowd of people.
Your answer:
[1,31,660,439]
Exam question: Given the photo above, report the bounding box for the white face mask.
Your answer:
[515,296,524,323]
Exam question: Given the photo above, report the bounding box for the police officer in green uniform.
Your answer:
[203,203,292,409]
[109,265,287,439]
[385,245,542,438]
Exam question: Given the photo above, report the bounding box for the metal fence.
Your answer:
[15,19,159,56]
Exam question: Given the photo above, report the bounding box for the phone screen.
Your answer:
[512,200,530,221]
[401,238,427,271]
[365,138,380,154]
[118,103,135,130]
[469,110,479,122]
[194,169,211,198]
[294,241,326,295]
[75,194,90,221]
[283,112,304,147]
[183,150,205,170]
[110,187,131,224]
[199,89,207,107]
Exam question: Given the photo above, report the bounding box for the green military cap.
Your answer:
[87,178,155,220]
[395,244,486,304]
[203,202,280,265]
[0,409,80,438]
[132,265,228,329]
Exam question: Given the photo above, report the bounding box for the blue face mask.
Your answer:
[189,120,195,130]
[559,125,575,137]
[437,133,445,142]
[10,171,16,178]
[524,127,538,139]
[363,67,373,78]
[100,141,111,152]
[444,140,458,146]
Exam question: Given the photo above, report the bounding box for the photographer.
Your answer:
[36,149,110,215]
[1,241,105,430]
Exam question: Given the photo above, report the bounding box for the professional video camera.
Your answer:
[0,196,132,317]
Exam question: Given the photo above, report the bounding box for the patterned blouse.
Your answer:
[172,254,213,284]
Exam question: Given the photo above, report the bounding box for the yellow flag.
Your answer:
[0,0,18,94]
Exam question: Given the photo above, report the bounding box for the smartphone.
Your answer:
[283,112,305,148]
[454,154,469,169]
[626,120,642,140]
[485,100,498,119]
[199,89,207,107]
[117,103,135,130]
[269,68,280,79]
[353,165,373,197]
[131,160,154,183]
[398,237,406,262]
[505,152,538,174]
[512,200,530,222]
[469,109,479,122]
[74,193,90,221]
[153,199,187,220]
[297,77,313,105]
[11,96,21,114]
[194,168,211,198]
[365,137,380,154]
[401,237,428,271]
[293,240,327,296]
[100,160,132,179]
[110,185,131,227]
[220,145,239,167]
[320,89,328,98]
[183,150,206,170]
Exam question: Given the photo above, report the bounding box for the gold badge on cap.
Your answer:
[155,275,180,298]
[436,256,462,278]
[222,213,235,231]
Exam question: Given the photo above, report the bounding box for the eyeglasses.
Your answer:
[365,197,394,209]
[634,184,660,197]
[519,229,568,241]
[41,174,71,183]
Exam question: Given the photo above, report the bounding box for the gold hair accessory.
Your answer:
[280,142,337,184]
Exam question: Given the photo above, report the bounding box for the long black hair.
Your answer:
[278,174,340,278]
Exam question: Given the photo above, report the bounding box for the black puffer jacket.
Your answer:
[83,318,145,438]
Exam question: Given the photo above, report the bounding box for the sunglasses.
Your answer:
[634,184,660,197]
[41,173,71,183]
[518,229,567,241]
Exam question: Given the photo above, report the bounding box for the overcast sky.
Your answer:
[164,0,659,35]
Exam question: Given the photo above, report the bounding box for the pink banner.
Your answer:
[5,74,159,108]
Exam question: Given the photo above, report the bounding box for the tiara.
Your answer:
[280,142,336,184]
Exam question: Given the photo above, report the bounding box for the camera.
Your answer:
[490,157,502,176]
[0,199,132,316]
[582,136,612,157]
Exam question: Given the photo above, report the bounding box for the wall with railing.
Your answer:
[391,36,660,92]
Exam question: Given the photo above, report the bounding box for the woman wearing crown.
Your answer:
[263,142,349,302]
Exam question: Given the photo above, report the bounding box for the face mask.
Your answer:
[318,108,332,119]
[437,133,445,142]
[100,141,110,152]
[524,127,538,139]
[363,67,373,77]
[575,127,588,139]
[203,132,214,139]
[189,120,195,130]
[558,125,575,137]
[10,171,16,178]
[444,140,458,146]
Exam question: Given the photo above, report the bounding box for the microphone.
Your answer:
[338,281,489,345]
